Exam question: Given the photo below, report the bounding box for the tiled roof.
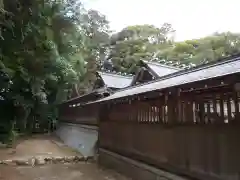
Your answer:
[91,56,240,103]
[144,60,181,77]
[60,87,108,105]
[98,71,133,89]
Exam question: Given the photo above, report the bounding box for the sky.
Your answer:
[83,0,240,41]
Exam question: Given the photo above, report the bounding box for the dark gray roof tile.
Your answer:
[93,57,240,103]
[98,71,133,88]
[144,61,180,77]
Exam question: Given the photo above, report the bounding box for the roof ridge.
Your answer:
[59,87,108,105]
[144,60,182,70]
[97,71,133,79]
[112,53,240,93]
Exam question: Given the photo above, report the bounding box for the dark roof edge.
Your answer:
[140,61,160,78]
[143,60,182,70]
[97,71,133,79]
[109,53,240,94]
[58,86,108,105]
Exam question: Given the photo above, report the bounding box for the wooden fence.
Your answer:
[58,103,99,125]
[99,73,240,180]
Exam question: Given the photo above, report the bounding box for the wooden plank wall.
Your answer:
[99,81,240,180]
[59,103,99,125]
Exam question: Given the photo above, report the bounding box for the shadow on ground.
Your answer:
[0,135,130,180]
[0,163,130,180]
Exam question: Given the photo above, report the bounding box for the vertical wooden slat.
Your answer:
[139,105,142,122]
[181,101,185,123]
[219,93,225,123]
[188,97,194,123]
[145,103,148,123]
[162,103,165,123]
[185,99,191,123]
[226,94,232,122]
[125,103,128,121]
[143,103,146,122]
[206,101,211,123]
[134,102,138,122]
[150,102,153,123]
[128,104,131,121]
[212,95,219,124]
[165,94,168,123]
[142,103,145,122]
[159,98,163,123]
[138,104,141,122]
[144,104,147,122]
[132,104,135,122]
[141,105,144,122]
[198,99,205,124]
[194,102,199,123]
[148,103,151,123]
[151,102,155,123]
[177,89,182,123]
[192,102,197,123]
[233,92,239,122]
[134,102,137,122]
[167,94,174,124]
[213,95,217,113]
[129,104,132,121]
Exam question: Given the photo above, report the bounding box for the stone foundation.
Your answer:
[98,148,189,180]
[55,123,98,157]
[0,155,87,166]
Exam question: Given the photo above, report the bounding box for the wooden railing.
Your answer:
[58,103,99,125]
[99,75,240,180]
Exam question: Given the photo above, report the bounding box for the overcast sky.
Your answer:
[83,0,240,41]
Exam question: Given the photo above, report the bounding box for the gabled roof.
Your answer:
[142,60,181,78]
[60,86,111,105]
[90,55,240,103]
[97,71,133,89]
[129,60,181,86]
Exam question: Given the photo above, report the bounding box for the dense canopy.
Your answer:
[1,0,240,143]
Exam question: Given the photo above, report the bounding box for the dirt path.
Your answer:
[0,163,130,180]
[0,134,80,160]
[0,135,130,180]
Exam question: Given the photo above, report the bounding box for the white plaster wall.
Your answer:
[56,123,98,157]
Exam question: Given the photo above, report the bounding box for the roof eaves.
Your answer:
[143,60,182,71]
[97,71,133,79]
[120,54,240,92]
[85,54,240,104]
[59,86,107,105]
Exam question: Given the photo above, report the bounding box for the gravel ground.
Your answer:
[0,135,130,180]
[0,134,80,161]
[0,163,131,180]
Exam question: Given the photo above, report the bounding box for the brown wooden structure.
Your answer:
[58,55,240,180]
[131,60,181,85]
[58,91,100,125]
[59,60,181,124]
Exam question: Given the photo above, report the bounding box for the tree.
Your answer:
[0,0,110,141]
[71,9,111,95]
[107,24,175,74]
[162,32,240,66]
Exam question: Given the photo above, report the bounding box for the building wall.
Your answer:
[55,123,98,157]
[99,148,189,180]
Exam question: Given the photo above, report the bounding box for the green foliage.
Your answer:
[0,0,110,141]
[108,24,174,74]
[158,32,240,66]
[1,0,240,144]
[108,25,240,72]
